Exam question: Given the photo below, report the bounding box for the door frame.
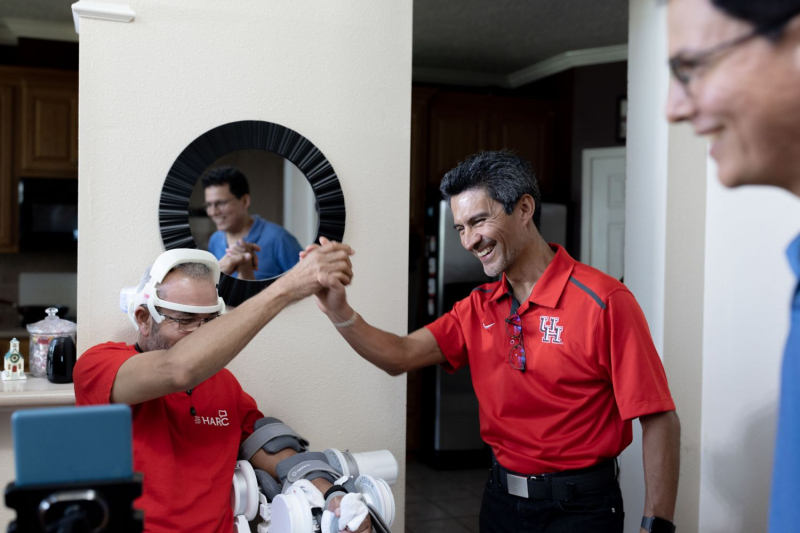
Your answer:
[580,146,627,265]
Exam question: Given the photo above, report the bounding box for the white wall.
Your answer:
[621,2,669,530]
[284,158,317,247]
[699,172,800,533]
[0,0,412,529]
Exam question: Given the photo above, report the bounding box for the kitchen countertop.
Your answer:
[0,374,75,411]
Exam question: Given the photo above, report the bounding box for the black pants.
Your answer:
[478,471,624,533]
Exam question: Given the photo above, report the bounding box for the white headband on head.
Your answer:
[121,249,226,331]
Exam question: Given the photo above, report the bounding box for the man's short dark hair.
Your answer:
[440,151,542,229]
[712,0,800,36]
[201,166,250,199]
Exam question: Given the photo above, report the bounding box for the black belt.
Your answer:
[493,458,618,502]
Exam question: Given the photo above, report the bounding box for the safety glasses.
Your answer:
[505,313,526,373]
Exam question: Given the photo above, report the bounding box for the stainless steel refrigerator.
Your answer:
[420,200,568,468]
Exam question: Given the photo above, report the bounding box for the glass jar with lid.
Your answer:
[26,308,77,378]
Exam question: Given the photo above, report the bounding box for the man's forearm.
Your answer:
[168,278,296,388]
[640,410,681,524]
[327,305,412,376]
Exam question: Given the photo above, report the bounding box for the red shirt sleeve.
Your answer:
[73,342,137,406]
[237,387,264,445]
[425,299,471,373]
[597,290,676,420]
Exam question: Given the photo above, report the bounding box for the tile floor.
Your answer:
[404,459,489,533]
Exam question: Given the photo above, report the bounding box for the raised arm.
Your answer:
[311,241,446,375]
[111,242,354,405]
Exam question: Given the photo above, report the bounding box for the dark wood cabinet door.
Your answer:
[410,88,435,232]
[0,84,15,251]
[20,80,78,178]
[429,104,490,191]
[491,107,556,199]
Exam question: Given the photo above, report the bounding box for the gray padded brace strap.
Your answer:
[324,491,348,511]
[277,453,341,484]
[341,477,358,494]
[254,469,282,502]
[239,422,309,461]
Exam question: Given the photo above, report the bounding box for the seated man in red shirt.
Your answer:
[74,244,370,533]
[311,151,681,533]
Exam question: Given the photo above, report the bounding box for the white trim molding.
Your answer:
[412,44,628,89]
[72,2,136,34]
[508,44,628,87]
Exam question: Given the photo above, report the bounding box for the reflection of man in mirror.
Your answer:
[203,166,303,280]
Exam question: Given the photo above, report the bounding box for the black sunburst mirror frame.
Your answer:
[159,120,345,307]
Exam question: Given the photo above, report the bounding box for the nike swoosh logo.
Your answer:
[482,322,495,329]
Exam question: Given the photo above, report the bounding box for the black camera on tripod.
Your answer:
[4,404,143,532]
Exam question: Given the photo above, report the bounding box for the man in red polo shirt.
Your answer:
[74,244,370,533]
[312,151,680,533]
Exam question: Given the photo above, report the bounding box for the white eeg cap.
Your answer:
[122,249,226,331]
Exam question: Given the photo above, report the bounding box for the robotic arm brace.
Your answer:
[232,417,398,533]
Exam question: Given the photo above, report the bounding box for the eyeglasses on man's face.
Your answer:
[505,313,526,373]
[668,28,760,91]
[157,311,220,332]
[203,198,236,211]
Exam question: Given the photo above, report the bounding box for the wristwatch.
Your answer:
[641,516,676,533]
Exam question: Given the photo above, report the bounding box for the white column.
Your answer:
[623,1,670,530]
[69,2,413,532]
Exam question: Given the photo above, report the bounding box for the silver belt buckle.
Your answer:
[507,474,529,498]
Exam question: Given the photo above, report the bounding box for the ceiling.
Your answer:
[413,0,628,74]
[0,0,629,78]
[1,0,74,23]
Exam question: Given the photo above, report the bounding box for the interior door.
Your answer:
[581,147,626,280]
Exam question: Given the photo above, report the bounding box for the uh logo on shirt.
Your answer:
[195,410,230,426]
[539,316,564,345]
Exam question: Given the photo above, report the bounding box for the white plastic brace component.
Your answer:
[232,460,259,522]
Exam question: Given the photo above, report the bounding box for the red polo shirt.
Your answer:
[426,245,675,474]
[74,343,263,533]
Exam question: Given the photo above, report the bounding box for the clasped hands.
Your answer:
[219,240,261,280]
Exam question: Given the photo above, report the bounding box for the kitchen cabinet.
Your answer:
[0,83,14,252]
[0,67,78,253]
[19,76,79,177]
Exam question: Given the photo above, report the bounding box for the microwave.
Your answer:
[19,178,78,251]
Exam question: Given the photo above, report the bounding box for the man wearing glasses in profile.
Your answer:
[665,0,800,530]
[310,151,681,533]
[72,244,371,533]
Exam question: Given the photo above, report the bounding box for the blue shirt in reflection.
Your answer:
[207,215,303,280]
[770,233,800,532]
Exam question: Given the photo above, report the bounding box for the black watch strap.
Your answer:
[641,516,676,533]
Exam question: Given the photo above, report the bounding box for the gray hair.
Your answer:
[136,262,214,299]
[439,150,543,229]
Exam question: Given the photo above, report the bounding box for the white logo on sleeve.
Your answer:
[482,322,495,329]
[195,409,230,426]
[539,316,564,344]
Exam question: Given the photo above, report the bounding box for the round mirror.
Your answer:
[187,150,319,281]
[159,120,345,307]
